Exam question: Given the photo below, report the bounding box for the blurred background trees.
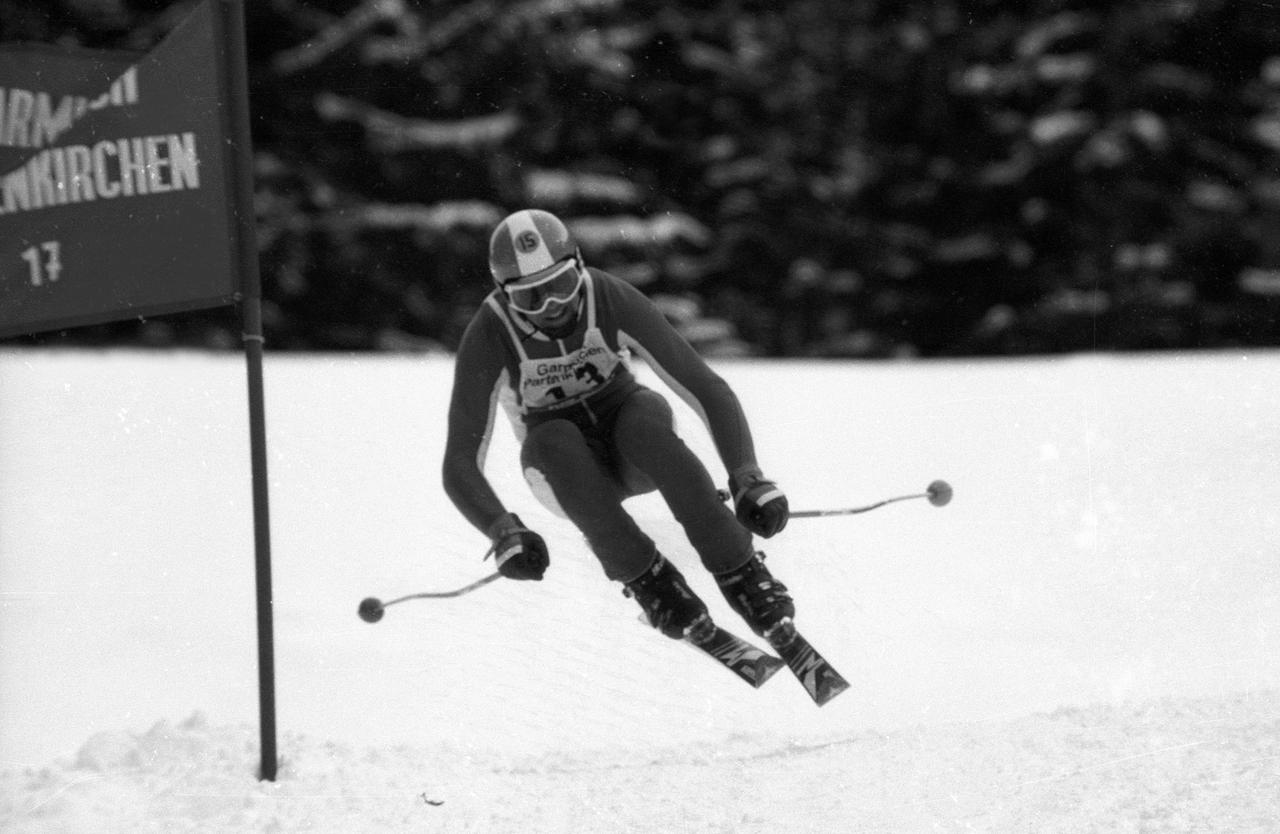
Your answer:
[4,0,1279,356]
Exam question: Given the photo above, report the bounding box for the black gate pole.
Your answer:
[218,0,278,781]
[242,294,277,783]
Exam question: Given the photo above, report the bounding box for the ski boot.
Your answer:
[715,551,796,644]
[624,554,714,643]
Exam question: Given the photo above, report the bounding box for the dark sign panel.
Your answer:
[0,0,240,338]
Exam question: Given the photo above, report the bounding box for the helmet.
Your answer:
[488,209,578,285]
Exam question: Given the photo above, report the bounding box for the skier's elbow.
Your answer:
[441,446,467,498]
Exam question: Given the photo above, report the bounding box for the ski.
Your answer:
[686,623,786,689]
[766,621,850,706]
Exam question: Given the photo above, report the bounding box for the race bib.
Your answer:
[518,328,622,411]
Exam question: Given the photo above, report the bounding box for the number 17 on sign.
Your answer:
[21,241,64,287]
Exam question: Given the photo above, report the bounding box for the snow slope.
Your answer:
[1,349,1277,832]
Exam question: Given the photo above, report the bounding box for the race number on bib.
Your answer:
[519,329,622,410]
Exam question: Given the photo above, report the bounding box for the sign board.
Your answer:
[0,0,241,338]
[0,1,278,782]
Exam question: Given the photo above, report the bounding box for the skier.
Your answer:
[442,209,795,644]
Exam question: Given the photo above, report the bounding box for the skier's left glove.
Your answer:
[486,512,549,581]
[729,468,789,538]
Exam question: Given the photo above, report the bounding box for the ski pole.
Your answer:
[719,479,952,518]
[793,479,952,517]
[358,571,501,623]
[358,546,503,623]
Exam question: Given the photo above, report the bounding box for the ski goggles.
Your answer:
[501,258,584,316]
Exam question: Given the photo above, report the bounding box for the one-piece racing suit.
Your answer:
[442,268,761,580]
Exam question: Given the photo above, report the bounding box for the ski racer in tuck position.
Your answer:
[442,209,795,644]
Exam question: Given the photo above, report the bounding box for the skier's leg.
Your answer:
[520,418,654,582]
[523,417,711,639]
[612,390,795,638]
[611,389,753,573]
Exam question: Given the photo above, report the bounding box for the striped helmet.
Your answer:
[488,209,578,285]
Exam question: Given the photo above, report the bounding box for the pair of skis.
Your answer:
[360,571,848,705]
[686,620,849,706]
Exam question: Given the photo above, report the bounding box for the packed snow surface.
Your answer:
[2,349,1277,832]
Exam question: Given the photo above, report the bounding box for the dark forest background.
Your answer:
[3,0,1279,357]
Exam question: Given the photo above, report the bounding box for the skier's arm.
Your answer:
[442,310,554,575]
[441,312,512,535]
[608,275,789,536]
[608,275,758,477]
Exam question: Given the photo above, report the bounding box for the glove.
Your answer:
[729,468,789,538]
[486,512,549,581]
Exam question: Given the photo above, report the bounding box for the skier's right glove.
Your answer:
[486,512,549,581]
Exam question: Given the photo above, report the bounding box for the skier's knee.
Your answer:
[614,390,677,455]
[521,419,585,469]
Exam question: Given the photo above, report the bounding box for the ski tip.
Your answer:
[749,655,786,688]
[770,625,853,706]
[812,674,852,706]
[689,624,787,689]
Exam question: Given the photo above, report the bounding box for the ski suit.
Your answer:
[442,268,759,582]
